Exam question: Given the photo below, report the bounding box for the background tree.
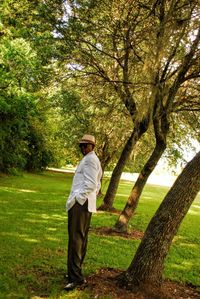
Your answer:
[115,110,169,231]
[0,0,66,173]
[115,99,200,232]
[99,0,200,210]
[0,37,39,172]
[53,82,133,175]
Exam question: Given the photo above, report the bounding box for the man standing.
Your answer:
[64,134,102,291]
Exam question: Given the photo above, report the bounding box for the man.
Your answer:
[64,134,102,291]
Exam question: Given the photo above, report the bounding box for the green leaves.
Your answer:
[0,22,56,172]
[0,37,38,93]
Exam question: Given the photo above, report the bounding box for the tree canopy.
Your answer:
[0,0,199,175]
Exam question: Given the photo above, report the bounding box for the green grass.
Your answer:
[0,172,200,298]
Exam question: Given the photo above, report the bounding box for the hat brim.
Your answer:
[79,139,95,145]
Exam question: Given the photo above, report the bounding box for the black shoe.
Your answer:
[64,282,78,291]
[64,279,86,291]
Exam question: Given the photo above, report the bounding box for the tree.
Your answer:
[115,86,200,231]
[115,108,200,231]
[115,110,169,231]
[119,150,200,288]
[0,1,62,173]
[99,0,200,210]
[0,37,39,172]
[53,83,133,174]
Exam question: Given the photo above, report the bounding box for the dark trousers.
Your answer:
[67,200,92,283]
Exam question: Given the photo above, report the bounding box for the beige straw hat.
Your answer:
[79,134,96,145]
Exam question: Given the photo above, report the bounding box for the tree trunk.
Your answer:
[120,150,200,288]
[98,118,149,211]
[115,114,169,232]
[114,140,166,232]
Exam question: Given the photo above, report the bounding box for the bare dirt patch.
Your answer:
[83,267,200,299]
[85,227,200,298]
[90,226,144,240]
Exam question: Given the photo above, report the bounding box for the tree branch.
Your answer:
[166,27,200,111]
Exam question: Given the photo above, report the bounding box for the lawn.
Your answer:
[0,171,200,299]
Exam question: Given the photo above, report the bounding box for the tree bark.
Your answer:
[98,118,149,211]
[120,150,200,288]
[114,113,169,232]
[114,140,166,231]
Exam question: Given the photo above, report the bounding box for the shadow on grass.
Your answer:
[13,247,67,298]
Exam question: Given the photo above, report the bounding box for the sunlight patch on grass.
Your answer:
[120,180,133,184]
[59,289,91,299]
[192,204,200,209]
[20,189,37,193]
[47,227,57,231]
[187,209,200,215]
[182,260,194,267]
[116,193,129,197]
[171,263,188,270]
[52,214,66,220]
[23,237,39,243]
[46,236,60,242]
[179,242,198,249]
[24,218,49,224]
[39,214,66,221]
[41,214,51,220]
[173,235,184,243]
[0,186,37,193]
[31,296,48,299]
[1,232,40,243]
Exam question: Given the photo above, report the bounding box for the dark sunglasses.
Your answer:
[79,143,89,148]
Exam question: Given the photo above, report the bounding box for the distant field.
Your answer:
[48,167,178,187]
[0,171,199,298]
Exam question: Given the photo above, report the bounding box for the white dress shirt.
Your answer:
[66,151,102,213]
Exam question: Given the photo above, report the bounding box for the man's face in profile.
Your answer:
[79,143,93,156]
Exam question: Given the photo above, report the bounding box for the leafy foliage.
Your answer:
[0,35,57,173]
[0,0,199,175]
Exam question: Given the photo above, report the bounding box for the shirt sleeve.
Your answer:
[75,156,100,205]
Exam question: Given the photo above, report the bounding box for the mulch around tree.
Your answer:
[89,226,144,239]
[82,226,200,299]
[82,267,200,299]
